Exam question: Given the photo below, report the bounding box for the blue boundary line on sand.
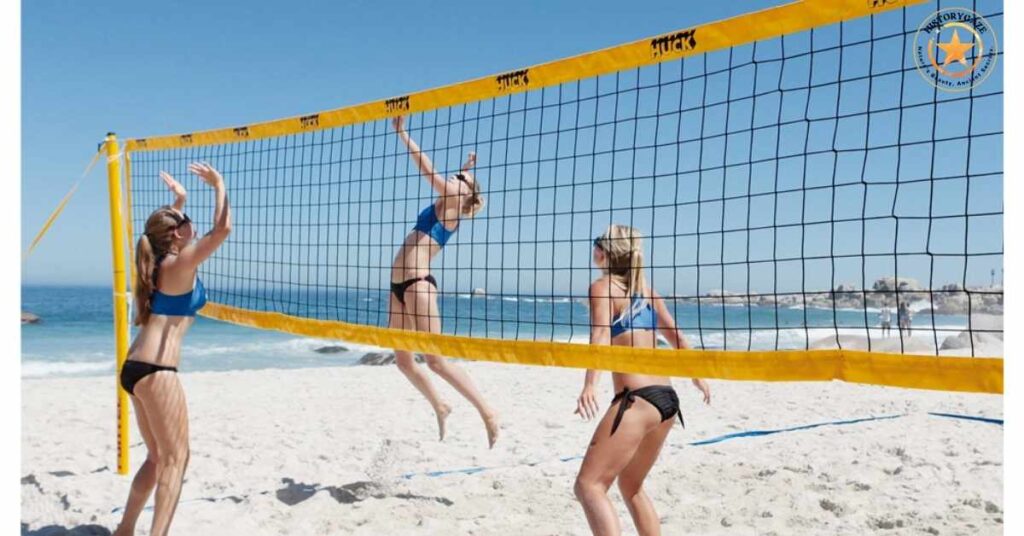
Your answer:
[686,414,905,446]
[401,414,906,479]
[401,411,1003,479]
[928,412,1003,425]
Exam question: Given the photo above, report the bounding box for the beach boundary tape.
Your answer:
[400,411,1003,479]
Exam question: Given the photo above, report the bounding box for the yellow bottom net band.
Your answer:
[201,303,1003,395]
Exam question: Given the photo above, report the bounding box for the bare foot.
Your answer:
[435,403,452,441]
[483,413,500,449]
[112,526,132,536]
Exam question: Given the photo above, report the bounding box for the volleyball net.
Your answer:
[111,0,1003,400]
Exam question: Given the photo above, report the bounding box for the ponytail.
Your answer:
[627,232,646,298]
[597,224,647,298]
[134,234,155,326]
[134,206,182,325]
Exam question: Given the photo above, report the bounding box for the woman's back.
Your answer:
[596,277,672,390]
[129,256,204,367]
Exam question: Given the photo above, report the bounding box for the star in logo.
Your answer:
[936,29,974,67]
[914,8,998,91]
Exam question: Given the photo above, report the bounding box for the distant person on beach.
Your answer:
[114,163,231,536]
[879,306,892,337]
[387,116,499,448]
[574,224,711,536]
[898,302,912,338]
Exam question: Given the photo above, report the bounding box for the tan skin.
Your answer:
[573,244,711,536]
[114,163,231,536]
[388,116,499,448]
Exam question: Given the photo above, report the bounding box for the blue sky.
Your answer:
[23,0,1003,297]
[23,0,794,286]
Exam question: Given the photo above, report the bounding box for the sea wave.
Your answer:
[22,360,112,378]
[183,337,386,358]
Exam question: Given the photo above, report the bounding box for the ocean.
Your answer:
[21,286,971,379]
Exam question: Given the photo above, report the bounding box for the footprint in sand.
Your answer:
[845,479,871,491]
[867,516,906,530]
[819,498,845,517]
[883,465,903,476]
[961,497,983,509]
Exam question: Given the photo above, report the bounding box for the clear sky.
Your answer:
[22,0,797,286]
[22,0,1003,296]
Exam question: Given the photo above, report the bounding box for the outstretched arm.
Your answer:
[392,116,448,195]
[176,162,231,270]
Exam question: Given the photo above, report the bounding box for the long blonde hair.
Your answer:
[133,206,183,326]
[595,224,647,298]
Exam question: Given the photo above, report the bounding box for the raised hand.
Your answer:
[391,115,406,133]
[187,162,224,188]
[159,171,187,198]
[159,171,187,210]
[462,151,477,172]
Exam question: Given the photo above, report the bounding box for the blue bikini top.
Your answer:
[413,203,458,247]
[151,277,208,317]
[609,295,657,338]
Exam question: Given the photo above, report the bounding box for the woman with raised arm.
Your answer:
[388,116,499,448]
[113,163,231,536]
[573,224,711,536]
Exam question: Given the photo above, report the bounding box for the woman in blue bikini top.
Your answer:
[113,162,231,536]
[573,224,711,536]
[384,115,500,449]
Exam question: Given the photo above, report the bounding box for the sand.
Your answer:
[22,362,1003,535]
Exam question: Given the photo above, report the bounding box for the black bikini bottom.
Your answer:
[610,385,685,435]
[120,360,178,396]
[390,274,437,305]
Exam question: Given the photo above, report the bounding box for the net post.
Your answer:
[104,132,131,476]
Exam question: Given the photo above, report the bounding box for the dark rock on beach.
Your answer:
[313,345,349,354]
[940,330,1003,350]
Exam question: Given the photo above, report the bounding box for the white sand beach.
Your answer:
[22,362,1003,535]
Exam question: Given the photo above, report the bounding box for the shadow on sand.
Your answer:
[21,524,111,536]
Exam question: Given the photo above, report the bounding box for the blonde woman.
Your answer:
[573,224,711,536]
[388,116,499,448]
[113,163,231,536]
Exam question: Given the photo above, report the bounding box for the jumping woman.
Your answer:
[113,162,231,536]
[574,224,711,536]
[389,116,499,448]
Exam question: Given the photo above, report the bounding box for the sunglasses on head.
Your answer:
[171,212,192,228]
[455,173,470,184]
[593,237,604,250]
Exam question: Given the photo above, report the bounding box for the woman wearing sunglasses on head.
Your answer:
[113,162,231,536]
[387,115,499,448]
[573,224,711,536]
